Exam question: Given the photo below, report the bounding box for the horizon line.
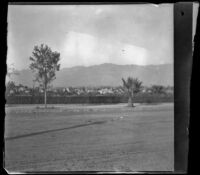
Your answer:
[13,62,173,71]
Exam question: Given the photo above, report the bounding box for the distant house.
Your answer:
[66,88,70,93]
[75,89,81,95]
[78,89,85,95]
[62,88,67,92]
[117,88,125,95]
[146,88,153,93]
[142,89,147,93]
[18,86,25,92]
[141,87,150,93]
[25,90,30,94]
[86,89,93,93]
[98,88,113,95]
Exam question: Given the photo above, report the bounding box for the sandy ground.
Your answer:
[4,103,174,172]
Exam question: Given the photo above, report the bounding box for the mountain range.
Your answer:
[7,63,173,87]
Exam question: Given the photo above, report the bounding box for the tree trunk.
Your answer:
[128,91,134,107]
[44,89,47,109]
[128,96,133,107]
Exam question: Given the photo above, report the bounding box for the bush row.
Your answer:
[5,94,174,104]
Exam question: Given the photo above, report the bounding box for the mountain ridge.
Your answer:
[8,63,173,87]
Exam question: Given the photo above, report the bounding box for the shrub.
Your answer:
[6,93,174,104]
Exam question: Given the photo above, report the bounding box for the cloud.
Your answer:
[95,8,103,15]
[7,5,173,70]
[60,31,148,68]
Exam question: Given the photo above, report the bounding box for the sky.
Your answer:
[7,4,174,70]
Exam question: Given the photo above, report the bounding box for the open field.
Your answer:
[4,103,174,172]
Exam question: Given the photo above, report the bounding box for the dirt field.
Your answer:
[4,103,174,172]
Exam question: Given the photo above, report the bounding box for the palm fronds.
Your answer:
[122,77,143,94]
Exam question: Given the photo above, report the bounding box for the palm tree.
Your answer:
[122,77,143,107]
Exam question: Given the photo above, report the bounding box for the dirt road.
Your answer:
[5,103,174,172]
